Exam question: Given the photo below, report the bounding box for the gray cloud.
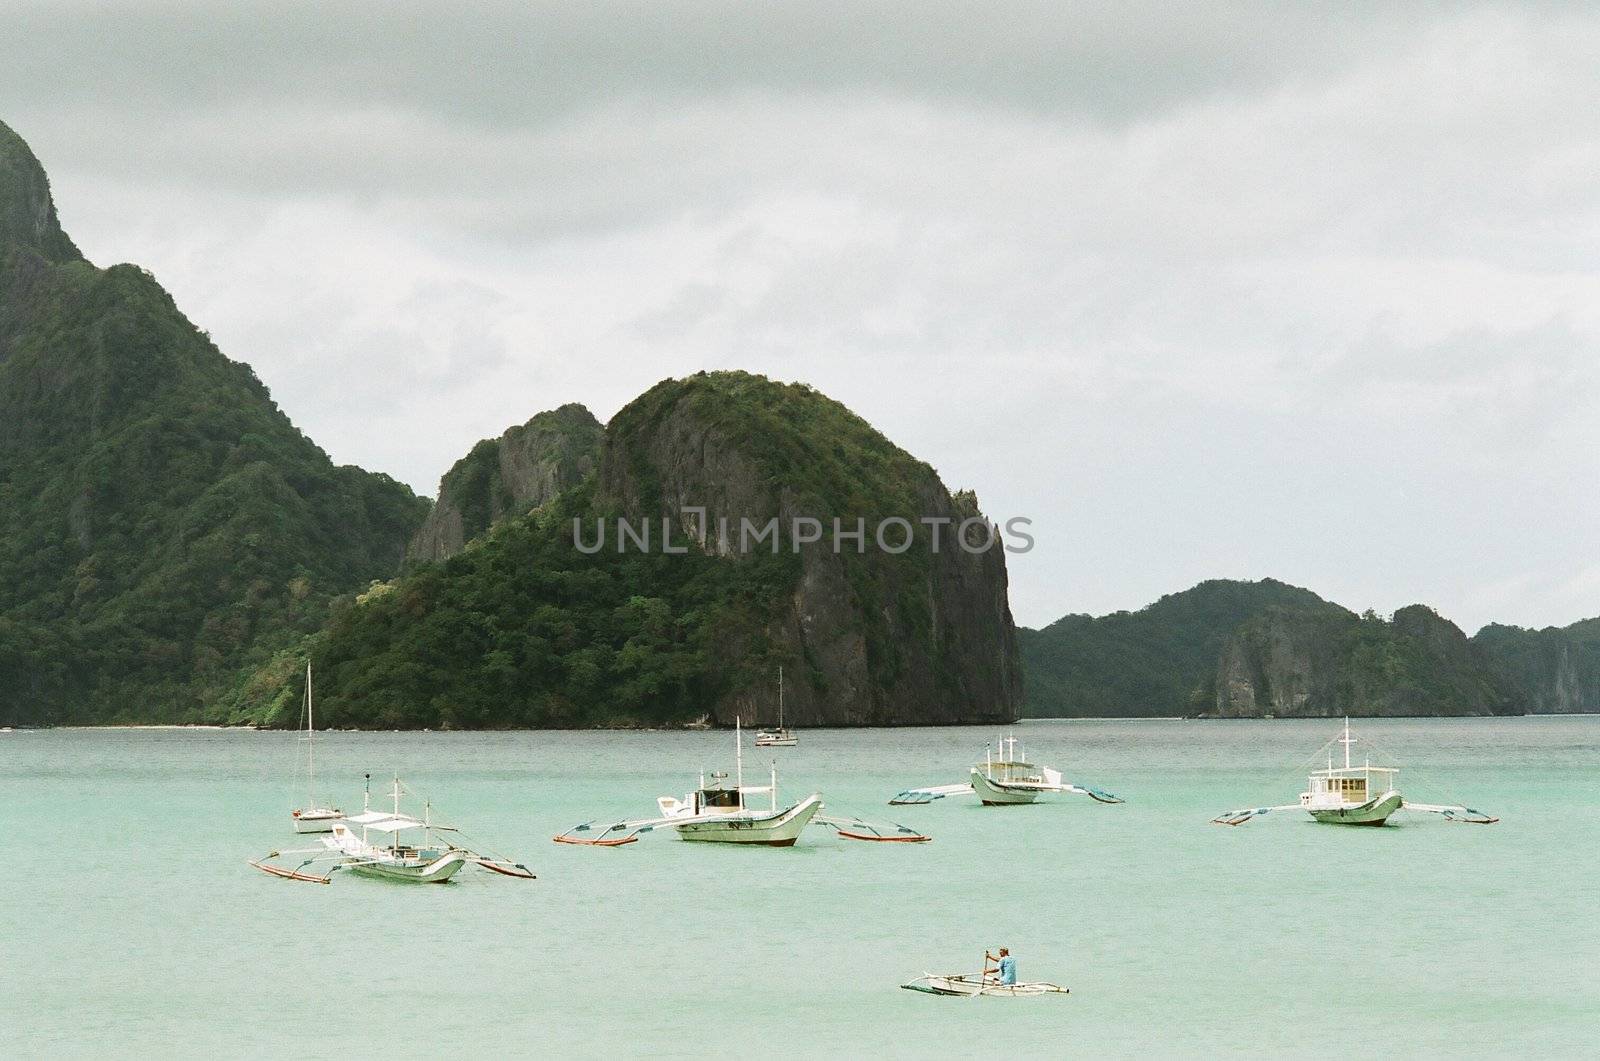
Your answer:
[3,1,1597,632]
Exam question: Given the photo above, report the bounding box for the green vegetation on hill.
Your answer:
[1021,581,1520,717]
[1018,579,1332,716]
[605,373,950,691]
[1473,618,1600,714]
[229,371,1019,729]
[232,483,800,729]
[0,120,427,724]
[406,402,603,563]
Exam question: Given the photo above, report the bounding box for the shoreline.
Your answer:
[9,712,1596,734]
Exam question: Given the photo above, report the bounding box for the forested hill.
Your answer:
[1019,579,1334,716]
[227,372,1021,729]
[1020,580,1521,718]
[1472,618,1600,714]
[0,120,428,724]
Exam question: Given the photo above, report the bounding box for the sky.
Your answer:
[3,1,1597,632]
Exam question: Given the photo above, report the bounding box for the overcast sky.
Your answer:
[4,1,1597,631]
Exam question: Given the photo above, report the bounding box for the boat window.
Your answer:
[700,789,741,808]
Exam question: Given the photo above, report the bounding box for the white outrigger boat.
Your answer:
[891,735,1124,806]
[903,950,1068,997]
[902,974,1068,998]
[290,662,342,833]
[1212,719,1498,827]
[252,775,536,883]
[555,720,930,847]
[754,666,797,748]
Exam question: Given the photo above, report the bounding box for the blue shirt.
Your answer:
[998,955,1016,985]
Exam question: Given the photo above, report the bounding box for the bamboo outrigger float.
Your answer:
[252,775,536,883]
[554,719,931,847]
[1211,719,1498,826]
[891,735,1125,807]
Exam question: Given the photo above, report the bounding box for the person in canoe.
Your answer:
[984,947,1016,986]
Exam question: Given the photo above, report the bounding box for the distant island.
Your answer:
[3,118,1595,729]
[1019,578,1600,719]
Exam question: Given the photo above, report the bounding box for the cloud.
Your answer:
[2,2,1597,630]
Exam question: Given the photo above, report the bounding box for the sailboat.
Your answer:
[290,662,342,833]
[890,734,1125,806]
[252,774,536,884]
[554,720,930,847]
[754,666,797,747]
[1211,718,1498,826]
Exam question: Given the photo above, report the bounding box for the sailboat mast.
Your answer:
[736,716,744,791]
[778,665,784,728]
[305,661,316,801]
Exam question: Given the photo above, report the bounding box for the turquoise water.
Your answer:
[6,718,1597,1058]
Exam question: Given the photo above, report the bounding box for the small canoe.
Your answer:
[902,974,1068,997]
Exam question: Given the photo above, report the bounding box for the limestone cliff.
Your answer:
[1213,604,1517,717]
[596,371,1019,726]
[0,121,80,266]
[1474,618,1600,713]
[407,403,602,563]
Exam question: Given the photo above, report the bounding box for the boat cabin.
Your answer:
[981,736,1045,784]
[694,785,745,814]
[1303,766,1397,808]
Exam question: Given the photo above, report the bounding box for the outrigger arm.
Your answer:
[891,778,1124,806]
[553,812,932,845]
[1210,804,1303,826]
[890,783,974,805]
[552,816,668,847]
[1397,801,1498,824]
[812,814,931,842]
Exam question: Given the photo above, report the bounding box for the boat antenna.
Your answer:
[735,715,744,792]
[363,772,371,812]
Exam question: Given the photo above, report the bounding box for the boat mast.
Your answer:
[735,715,744,792]
[1341,717,1354,770]
[778,665,784,729]
[305,661,316,803]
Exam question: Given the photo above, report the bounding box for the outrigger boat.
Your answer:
[902,974,1068,998]
[290,662,342,833]
[891,735,1124,806]
[754,666,797,748]
[903,950,1068,997]
[1211,719,1498,827]
[252,775,536,883]
[555,720,930,847]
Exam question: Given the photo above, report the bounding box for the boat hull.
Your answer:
[292,809,343,834]
[971,769,1039,806]
[674,795,822,845]
[1308,791,1403,826]
[345,851,470,883]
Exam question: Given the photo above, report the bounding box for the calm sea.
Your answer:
[5,717,1597,1058]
